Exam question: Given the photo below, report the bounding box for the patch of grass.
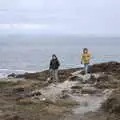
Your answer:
[55,99,78,107]
[0,80,23,88]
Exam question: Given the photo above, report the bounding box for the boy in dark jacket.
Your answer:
[49,54,60,82]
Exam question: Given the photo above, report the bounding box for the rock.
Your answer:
[41,98,46,101]
[8,73,16,78]
[71,70,83,76]
[77,74,91,82]
[81,87,97,94]
[47,77,53,83]
[91,62,120,73]
[97,75,109,82]
[15,74,25,78]
[0,110,3,116]
[4,114,22,120]
[71,85,82,89]
[60,90,70,99]
[71,89,81,94]
[19,71,49,80]
[28,90,42,97]
[69,76,80,81]
[13,87,24,93]
[102,89,120,114]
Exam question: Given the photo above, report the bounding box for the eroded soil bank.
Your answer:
[0,62,120,120]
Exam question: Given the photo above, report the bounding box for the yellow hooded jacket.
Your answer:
[81,52,91,64]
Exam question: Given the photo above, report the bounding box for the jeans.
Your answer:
[84,63,89,74]
[50,69,59,82]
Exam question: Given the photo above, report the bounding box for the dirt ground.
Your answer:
[0,61,120,120]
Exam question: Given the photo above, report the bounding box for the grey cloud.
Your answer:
[0,0,120,36]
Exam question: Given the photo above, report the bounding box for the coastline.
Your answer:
[0,61,120,120]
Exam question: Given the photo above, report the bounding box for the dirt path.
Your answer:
[29,71,114,120]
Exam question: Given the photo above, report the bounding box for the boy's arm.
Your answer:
[80,54,83,64]
[57,60,60,67]
[87,53,91,64]
[88,53,91,61]
[49,60,52,69]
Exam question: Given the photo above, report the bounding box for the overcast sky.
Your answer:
[0,0,120,36]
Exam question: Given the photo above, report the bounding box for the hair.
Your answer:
[83,48,88,53]
[52,54,57,59]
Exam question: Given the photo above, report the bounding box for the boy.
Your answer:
[81,48,91,74]
[49,54,60,82]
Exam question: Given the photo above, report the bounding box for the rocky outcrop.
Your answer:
[7,68,80,82]
[91,61,120,73]
[4,61,120,120]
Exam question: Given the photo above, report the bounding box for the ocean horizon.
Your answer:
[0,34,120,77]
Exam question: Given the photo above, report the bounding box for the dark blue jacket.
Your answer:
[49,58,60,70]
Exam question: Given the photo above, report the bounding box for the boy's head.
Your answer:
[52,54,57,59]
[83,48,88,54]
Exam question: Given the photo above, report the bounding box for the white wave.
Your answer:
[0,68,36,78]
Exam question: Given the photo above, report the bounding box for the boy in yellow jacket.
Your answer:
[81,48,91,74]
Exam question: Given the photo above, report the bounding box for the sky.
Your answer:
[0,0,120,36]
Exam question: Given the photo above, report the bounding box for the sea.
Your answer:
[0,34,120,77]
